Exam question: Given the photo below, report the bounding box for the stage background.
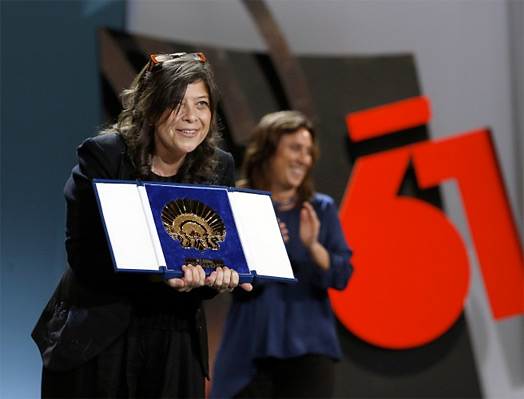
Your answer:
[1,1,522,398]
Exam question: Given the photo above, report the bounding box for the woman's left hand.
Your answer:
[299,201,330,271]
[299,201,320,249]
[206,267,253,293]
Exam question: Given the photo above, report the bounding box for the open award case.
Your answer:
[93,179,296,283]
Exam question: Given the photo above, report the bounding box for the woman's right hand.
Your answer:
[278,218,290,243]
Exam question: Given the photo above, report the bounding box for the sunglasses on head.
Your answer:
[146,52,206,72]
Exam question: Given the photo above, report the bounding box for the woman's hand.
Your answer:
[164,264,206,292]
[164,265,253,293]
[278,218,290,243]
[300,201,330,271]
[206,267,253,293]
[299,201,320,248]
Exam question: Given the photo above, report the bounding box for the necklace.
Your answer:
[272,195,296,209]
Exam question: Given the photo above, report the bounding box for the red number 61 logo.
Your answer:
[329,96,524,349]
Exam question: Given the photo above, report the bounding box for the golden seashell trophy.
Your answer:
[161,198,227,255]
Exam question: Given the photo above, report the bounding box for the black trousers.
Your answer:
[235,354,335,398]
[41,317,205,398]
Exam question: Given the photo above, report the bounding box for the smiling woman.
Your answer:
[268,127,315,203]
[31,52,252,399]
[211,111,354,398]
[153,81,212,176]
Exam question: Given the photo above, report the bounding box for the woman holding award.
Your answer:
[32,52,252,398]
[210,110,354,398]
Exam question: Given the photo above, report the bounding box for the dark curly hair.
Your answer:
[100,53,221,182]
[237,110,319,205]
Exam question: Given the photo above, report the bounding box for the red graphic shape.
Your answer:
[413,129,524,319]
[330,146,470,349]
[332,98,523,349]
[346,96,431,141]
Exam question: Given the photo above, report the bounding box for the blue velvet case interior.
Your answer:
[144,182,251,277]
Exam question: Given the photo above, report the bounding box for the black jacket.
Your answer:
[31,133,236,375]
